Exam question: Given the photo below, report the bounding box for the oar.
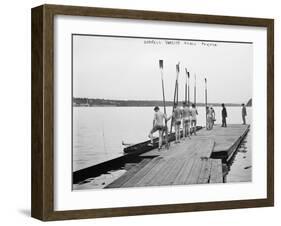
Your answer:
[159,60,169,148]
[169,63,180,142]
[185,68,190,106]
[194,73,197,105]
[185,68,187,104]
[205,77,208,128]
[176,62,180,105]
[188,71,190,106]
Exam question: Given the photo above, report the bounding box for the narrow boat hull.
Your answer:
[123,126,203,154]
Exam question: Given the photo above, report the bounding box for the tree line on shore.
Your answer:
[73,97,252,107]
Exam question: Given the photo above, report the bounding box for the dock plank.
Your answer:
[106,158,150,188]
[173,158,196,185]
[122,157,163,187]
[197,158,212,184]
[134,158,172,187]
[148,158,185,186]
[111,124,249,188]
[196,139,215,158]
[161,158,187,185]
[185,158,204,184]
[209,159,223,183]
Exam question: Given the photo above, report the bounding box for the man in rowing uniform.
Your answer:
[173,103,182,143]
[190,104,198,135]
[210,106,216,127]
[182,102,191,138]
[148,106,170,150]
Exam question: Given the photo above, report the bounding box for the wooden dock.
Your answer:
[106,124,249,188]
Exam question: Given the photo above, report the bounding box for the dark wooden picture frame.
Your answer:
[31,4,274,221]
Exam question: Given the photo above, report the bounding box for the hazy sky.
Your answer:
[73,35,253,103]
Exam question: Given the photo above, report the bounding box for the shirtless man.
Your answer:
[173,103,182,143]
[206,106,213,130]
[210,106,216,127]
[148,106,170,150]
[182,102,191,138]
[190,104,198,135]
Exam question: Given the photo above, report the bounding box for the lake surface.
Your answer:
[225,129,252,182]
[73,106,251,165]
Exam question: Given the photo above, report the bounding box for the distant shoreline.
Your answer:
[73,98,252,107]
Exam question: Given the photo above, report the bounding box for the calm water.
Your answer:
[73,106,252,173]
[225,130,252,182]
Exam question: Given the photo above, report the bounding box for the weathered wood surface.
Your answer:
[106,124,249,188]
[106,158,151,188]
[209,159,223,183]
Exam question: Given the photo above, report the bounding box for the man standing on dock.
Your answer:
[148,106,171,150]
[190,104,198,135]
[221,103,227,127]
[206,106,213,130]
[182,102,191,138]
[242,103,247,125]
[173,103,182,143]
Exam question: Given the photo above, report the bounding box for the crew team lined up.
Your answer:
[148,59,247,150]
[148,103,247,150]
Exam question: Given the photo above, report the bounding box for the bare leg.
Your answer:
[175,125,178,142]
[187,122,191,138]
[148,129,154,145]
[184,122,187,137]
[191,121,195,134]
[193,120,197,135]
[163,125,169,149]
[179,124,182,140]
[158,130,163,150]
[175,124,180,143]
[183,122,186,138]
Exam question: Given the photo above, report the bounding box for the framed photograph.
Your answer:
[31,4,274,221]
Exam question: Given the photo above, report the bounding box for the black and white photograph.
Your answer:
[72,34,253,190]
